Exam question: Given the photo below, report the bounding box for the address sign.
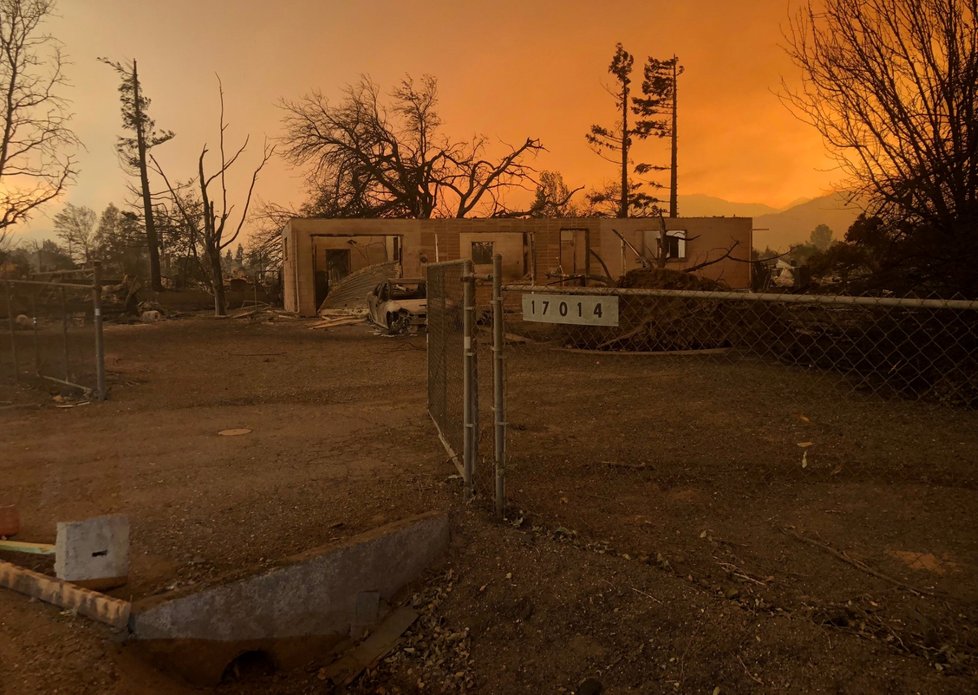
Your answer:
[521,293,619,327]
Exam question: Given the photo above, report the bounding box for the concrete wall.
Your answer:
[283,217,752,316]
[130,512,449,684]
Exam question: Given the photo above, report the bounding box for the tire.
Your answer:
[389,311,410,335]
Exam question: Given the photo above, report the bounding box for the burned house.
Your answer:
[281,217,752,316]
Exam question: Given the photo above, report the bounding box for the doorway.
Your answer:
[326,249,351,287]
[315,249,352,307]
[559,228,590,286]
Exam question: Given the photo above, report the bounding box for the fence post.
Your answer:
[30,291,39,374]
[60,286,70,382]
[92,262,106,401]
[462,259,476,498]
[492,254,507,519]
[5,283,17,381]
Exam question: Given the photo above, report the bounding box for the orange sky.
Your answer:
[18,0,839,242]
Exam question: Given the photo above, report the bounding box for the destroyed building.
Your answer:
[281,217,753,316]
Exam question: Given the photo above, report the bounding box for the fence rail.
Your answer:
[1,264,106,400]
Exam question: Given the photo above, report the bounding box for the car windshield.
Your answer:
[390,282,425,300]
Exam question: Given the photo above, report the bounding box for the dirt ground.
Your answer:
[1,313,976,694]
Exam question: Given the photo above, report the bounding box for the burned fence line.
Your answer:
[2,264,107,400]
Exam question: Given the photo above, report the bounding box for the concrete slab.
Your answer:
[129,511,449,684]
[55,514,129,590]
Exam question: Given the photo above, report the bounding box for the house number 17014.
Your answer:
[521,293,620,327]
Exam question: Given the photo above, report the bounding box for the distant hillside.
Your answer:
[753,192,866,251]
[678,194,779,218]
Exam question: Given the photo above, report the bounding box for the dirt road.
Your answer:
[1,314,975,693]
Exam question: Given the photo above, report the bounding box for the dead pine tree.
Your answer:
[586,44,682,219]
[100,58,174,291]
[154,77,274,316]
[634,56,683,218]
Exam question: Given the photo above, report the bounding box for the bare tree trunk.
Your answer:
[132,61,163,292]
[669,59,679,218]
[207,242,226,316]
[620,79,630,219]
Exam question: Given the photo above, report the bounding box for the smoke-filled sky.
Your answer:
[19,0,838,243]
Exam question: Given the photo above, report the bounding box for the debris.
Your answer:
[0,505,20,537]
[0,559,131,629]
[137,299,165,315]
[218,428,252,436]
[317,261,399,314]
[0,540,55,556]
[230,306,267,319]
[102,274,143,315]
[55,515,129,591]
[54,400,90,409]
[319,605,419,686]
[797,441,814,448]
[308,316,365,330]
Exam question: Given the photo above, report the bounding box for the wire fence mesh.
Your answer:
[455,267,978,677]
[499,286,978,406]
[426,260,469,475]
[482,283,978,518]
[1,271,105,399]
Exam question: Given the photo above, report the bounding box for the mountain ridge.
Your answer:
[677,191,865,251]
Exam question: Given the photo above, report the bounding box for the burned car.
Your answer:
[367,279,427,334]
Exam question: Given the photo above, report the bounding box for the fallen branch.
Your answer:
[683,239,741,274]
[737,654,764,686]
[630,586,663,604]
[781,527,934,597]
[714,558,769,586]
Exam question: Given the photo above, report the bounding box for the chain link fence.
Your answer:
[426,260,477,490]
[424,257,978,515]
[469,276,978,516]
[500,286,978,406]
[418,260,978,675]
[1,267,106,401]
